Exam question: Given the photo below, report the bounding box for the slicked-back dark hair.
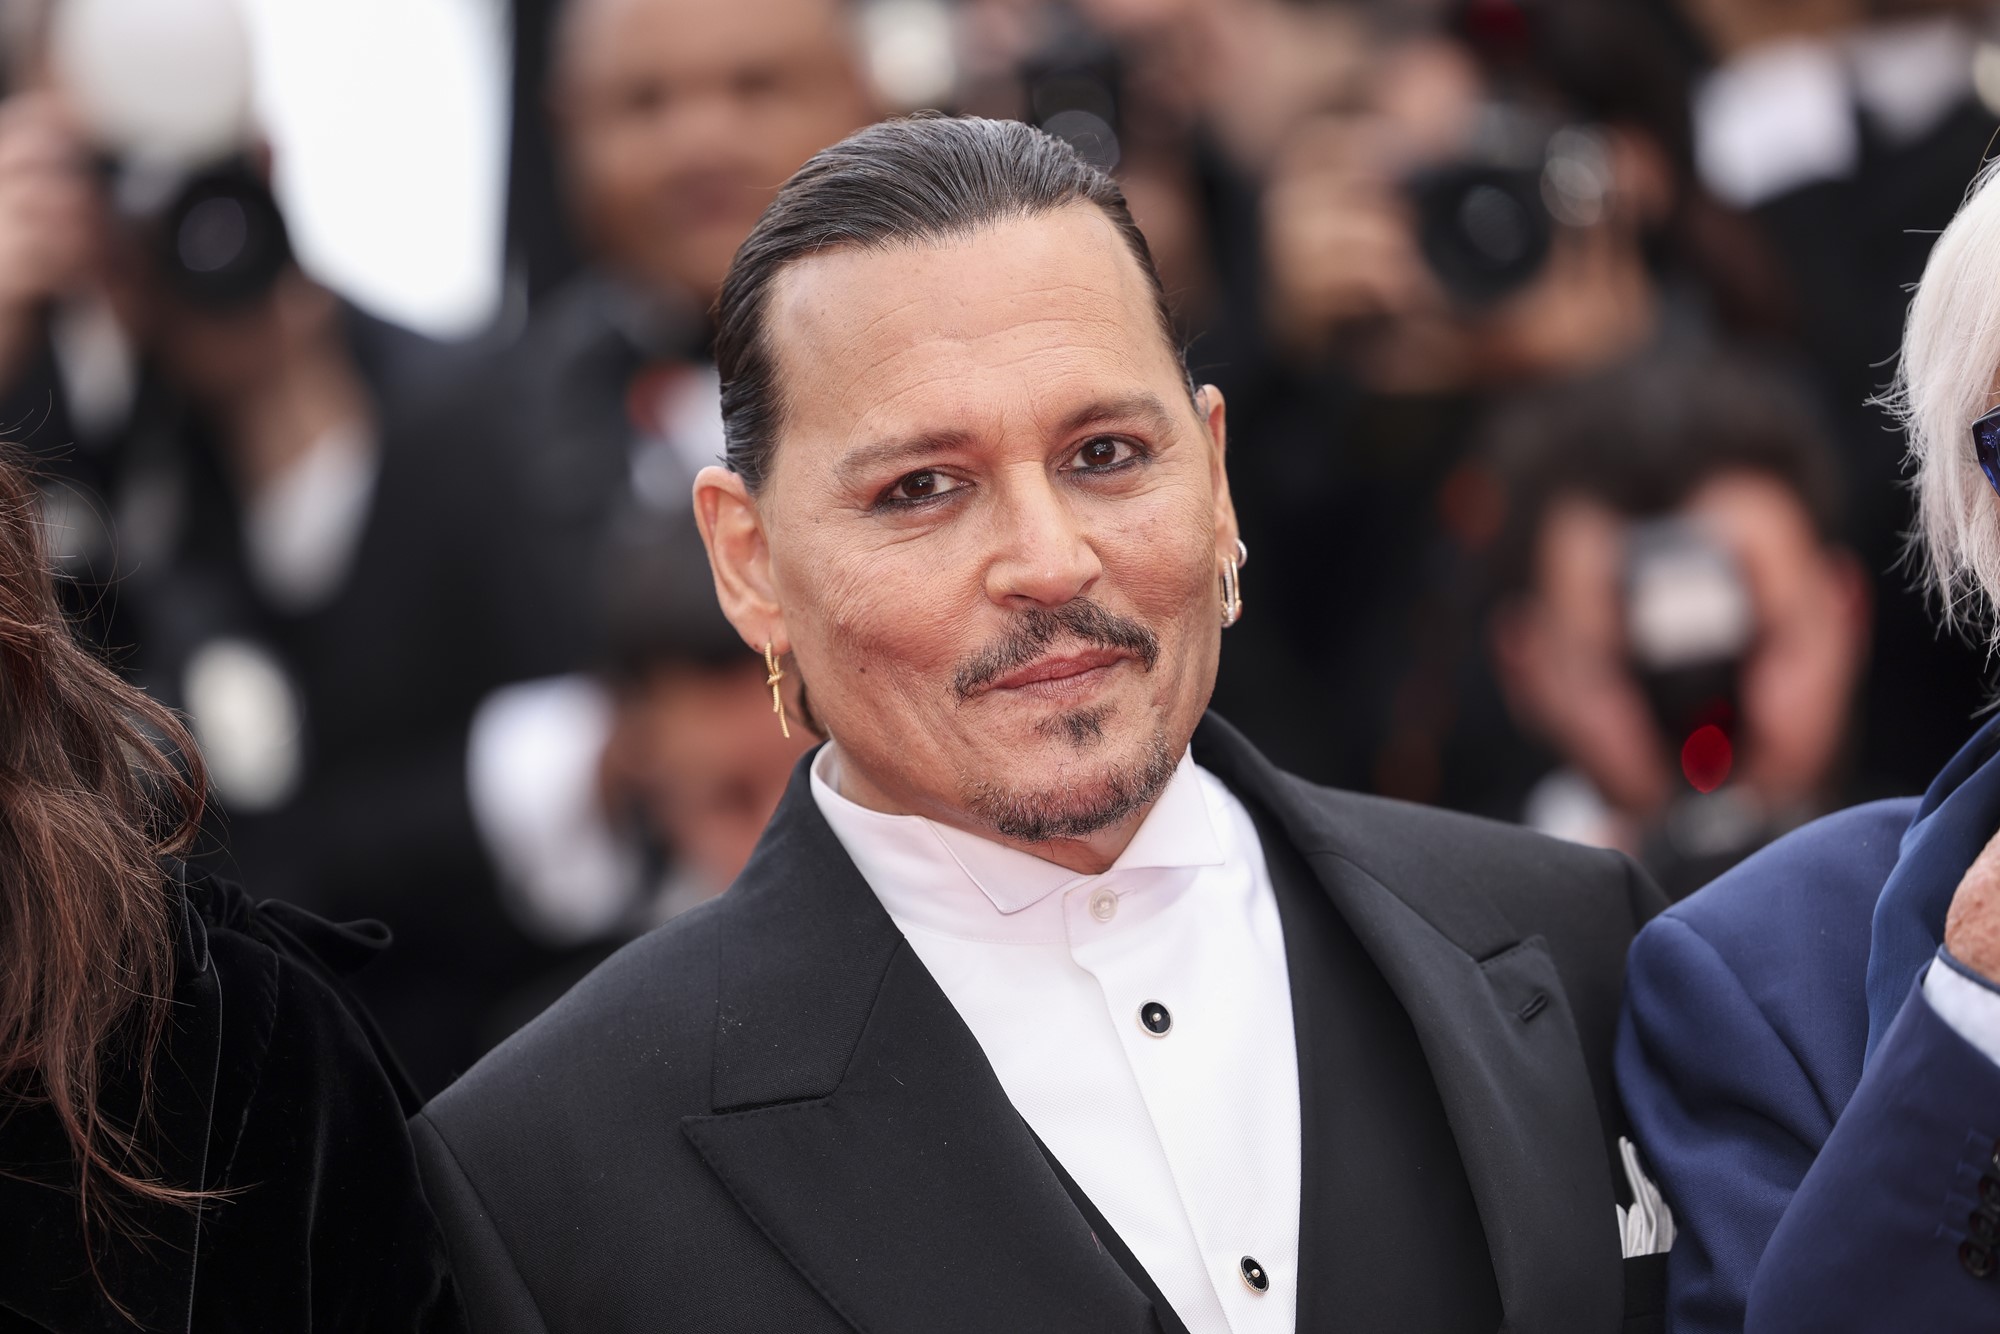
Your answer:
[714,115,1190,493]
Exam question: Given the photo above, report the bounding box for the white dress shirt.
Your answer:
[811,745,1301,1334]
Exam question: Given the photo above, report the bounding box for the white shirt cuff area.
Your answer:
[1923,948,2000,1070]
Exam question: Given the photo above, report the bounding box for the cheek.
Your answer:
[777,539,982,703]
[1103,486,1219,615]
[1099,497,1224,714]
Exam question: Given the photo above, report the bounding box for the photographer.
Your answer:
[1673,0,2000,848]
[1214,0,1774,805]
[1484,348,1871,898]
[0,0,554,1093]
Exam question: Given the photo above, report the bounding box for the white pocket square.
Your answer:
[1615,1135,1676,1259]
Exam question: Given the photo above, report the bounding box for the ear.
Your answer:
[1197,384,1240,561]
[693,464,787,653]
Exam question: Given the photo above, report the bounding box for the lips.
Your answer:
[983,647,1130,694]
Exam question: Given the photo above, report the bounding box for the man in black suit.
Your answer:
[414,116,1667,1333]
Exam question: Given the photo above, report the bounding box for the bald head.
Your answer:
[549,0,876,306]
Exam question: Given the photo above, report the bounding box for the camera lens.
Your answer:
[156,160,293,310]
[1457,184,1534,267]
[177,196,250,274]
[1409,165,1553,308]
[1042,108,1119,171]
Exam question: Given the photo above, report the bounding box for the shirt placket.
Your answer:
[1065,867,1298,1332]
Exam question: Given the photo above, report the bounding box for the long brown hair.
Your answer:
[0,448,208,1239]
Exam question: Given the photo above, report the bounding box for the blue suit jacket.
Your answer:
[1618,798,2000,1332]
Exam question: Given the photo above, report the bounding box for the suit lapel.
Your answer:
[1192,716,1625,1334]
[681,756,1162,1334]
[689,720,1623,1333]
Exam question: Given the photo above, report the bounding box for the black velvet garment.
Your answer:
[0,870,466,1333]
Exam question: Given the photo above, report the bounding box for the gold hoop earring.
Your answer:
[1221,539,1247,628]
[764,642,791,739]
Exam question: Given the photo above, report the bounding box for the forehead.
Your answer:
[761,205,1183,460]
[560,0,844,88]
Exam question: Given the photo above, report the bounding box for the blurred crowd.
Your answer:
[4,0,1996,1091]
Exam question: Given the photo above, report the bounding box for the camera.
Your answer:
[130,157,294,312]
[1408,163,1550,308]
[1407,110,1610,308]
[1621,517,1774,897]
[1015,10,1128,174]
[52,0,293,311]
[1623,519,1749,782]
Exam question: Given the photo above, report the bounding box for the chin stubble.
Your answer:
[950,596,1179,843]
[959,721,1180,844]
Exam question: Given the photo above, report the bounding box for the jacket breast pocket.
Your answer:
[1621,1253,1667,1333]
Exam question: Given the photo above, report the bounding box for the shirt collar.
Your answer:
[809,743,1226,939]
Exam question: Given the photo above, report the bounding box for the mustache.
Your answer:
[952,600,1160,700]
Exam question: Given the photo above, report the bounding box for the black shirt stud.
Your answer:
[1240,1255,1270,1293]
[1139,1001,1172,1036]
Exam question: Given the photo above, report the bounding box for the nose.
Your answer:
[983,465,1102,608]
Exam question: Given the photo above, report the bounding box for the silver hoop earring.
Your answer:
[1221,541,1246,627]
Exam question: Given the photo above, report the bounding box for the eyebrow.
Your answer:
[835,429,980,487]
[1058,391,1181,441]
[834,391,1183,487]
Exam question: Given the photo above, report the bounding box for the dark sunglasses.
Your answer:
[1977,403,2000,495]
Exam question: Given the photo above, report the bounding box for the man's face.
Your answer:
[704,205,1237,861]
[551,0,875,306]
[1496,473,1868,819]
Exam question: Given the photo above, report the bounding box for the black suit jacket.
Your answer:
[413,715,1662,1332]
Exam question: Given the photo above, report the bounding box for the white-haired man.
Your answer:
[1618,162,2000,1332]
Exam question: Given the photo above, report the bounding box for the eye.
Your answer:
[879,468,965,506]
[1067,436,1144,472]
